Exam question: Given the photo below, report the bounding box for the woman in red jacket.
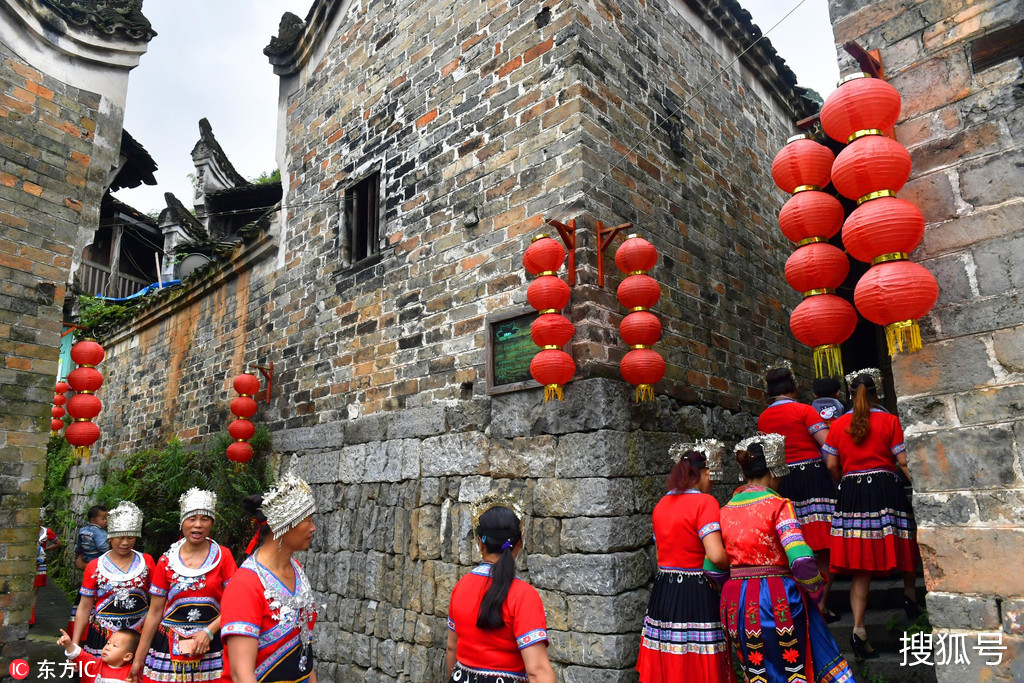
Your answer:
[824,372,921,659]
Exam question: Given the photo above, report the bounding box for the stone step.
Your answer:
[848,651,938,683]
[828,607,921,652]
[826,574,927,613]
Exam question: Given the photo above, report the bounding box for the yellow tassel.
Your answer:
[73,446,90,460]
[634,384,655,402]
[543,384,563,402]
[885,320,922,355]
[811,344,844,379]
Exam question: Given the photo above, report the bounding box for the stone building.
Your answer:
[83,0,821,680]
[829,1,1024,680]
[0,0,153,661]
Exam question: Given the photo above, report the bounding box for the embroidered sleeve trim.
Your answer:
[447,617,455,631]
[516,628,548,649]
[79,587,96,597]
[891,443,906,456]
[821,444,839,457]
[149,586,168,597]
[808,421,827,434]
[698,521,721,539]
[221,621,261,638]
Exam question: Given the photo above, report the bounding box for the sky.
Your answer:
[112,0,840,215]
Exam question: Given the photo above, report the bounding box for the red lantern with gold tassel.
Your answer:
[771,134,856,377]
[825,72,939,355]
[615,234,665,402]
[523,234,575,402]
[228,372,260,464]
[65,339,104,458]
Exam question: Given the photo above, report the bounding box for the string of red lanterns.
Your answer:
[51,380,68,435]
[822,73,938,355]
[614,234,665,402]
[65,340,104,459]
[771,135,857,378]
[227,372,260,463]
[523,234,576,402]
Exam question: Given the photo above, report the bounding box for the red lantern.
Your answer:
[523,235,565,275]
[771,136,835,193]
[790,294,859,378]
[614,235,658,273]
[229,418,257,441]
[842,196,925,263]
[65,420,100,458]
[67,366,103,393]
[531,314,574,347]
[54,381,69,394]
[70,340,105,367]
[67,393,102,420]
[51,406,66,419]
[230,396,258,419]
[784,243,850,293]
[620,349,666,402]
[529,349,576,402]
[620,311,662,347]
[233,372,260,396]
[855,260,938,355]
[778,191,844,244]
[226,441,255,464]
[50,418,64,433]
[617,274,661,310]
[821,73,901,143]
[53,393,67,406]
[526,276,571,312]
[831,134,911,201]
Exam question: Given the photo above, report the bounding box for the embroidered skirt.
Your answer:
[140,624,225,683]
[449,662,528,682]
[722,570,853,683]
[84,601,148,656]
[777,459,836,553]
[829,469,920,574]
[636,569,733,683]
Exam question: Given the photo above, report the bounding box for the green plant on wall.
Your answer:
[75,295,138,339]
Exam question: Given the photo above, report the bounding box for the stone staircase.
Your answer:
[825,573,937,682]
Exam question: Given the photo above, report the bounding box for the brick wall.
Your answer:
[0,38,123,658]
[829,1,1024,679]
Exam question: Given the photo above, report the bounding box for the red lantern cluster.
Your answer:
[822,73,938,355]
[771,135,857,378]
[51,380,69,435]
[523,234,575,402]
[615,235,665,402]
[228,372,260,463]
[65,340,104,459]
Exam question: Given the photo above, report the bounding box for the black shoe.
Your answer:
[904,596,923,621]
[851,632,879,660]
[823,608,841,624]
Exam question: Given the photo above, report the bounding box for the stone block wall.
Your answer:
[829,0,1024,680]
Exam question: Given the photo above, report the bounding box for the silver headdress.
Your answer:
[763,361,794,393]
[695,438,726,482]
[845,367,884,399]
[179,488,217,524]
[106,500,144,538]
[261,472,316,538]
[471,493,526,529]
[735,433,788,480]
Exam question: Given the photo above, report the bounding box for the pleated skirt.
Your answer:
[777,459,836,553]
[830,469,920,574]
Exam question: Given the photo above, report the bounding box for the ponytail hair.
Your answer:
[475,506,522,630]
[667,449,705,492]
[736,443,768,479]
[846,374,877,444]
[242,494,271,557]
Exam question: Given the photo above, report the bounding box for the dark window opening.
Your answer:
[343,171,381,263]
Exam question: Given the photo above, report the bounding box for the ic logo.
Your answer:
[8,658,29,679]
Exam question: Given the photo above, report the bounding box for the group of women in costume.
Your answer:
[67,367,917,683]
[69,474,318,682]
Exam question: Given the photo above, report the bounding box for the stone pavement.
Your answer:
[24,581,72,681]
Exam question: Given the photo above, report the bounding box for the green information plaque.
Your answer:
[490,311,539,387]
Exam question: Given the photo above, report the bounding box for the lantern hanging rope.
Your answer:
[523,234,575,402]
[65,340,105,459]
[614,234,665,402]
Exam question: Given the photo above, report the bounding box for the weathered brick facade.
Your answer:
[829,0,1024,679]
[83,1,821,680]
[0,0,152,661]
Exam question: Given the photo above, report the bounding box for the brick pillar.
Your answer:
[0,1,151,663]
[829,1,1024,679]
